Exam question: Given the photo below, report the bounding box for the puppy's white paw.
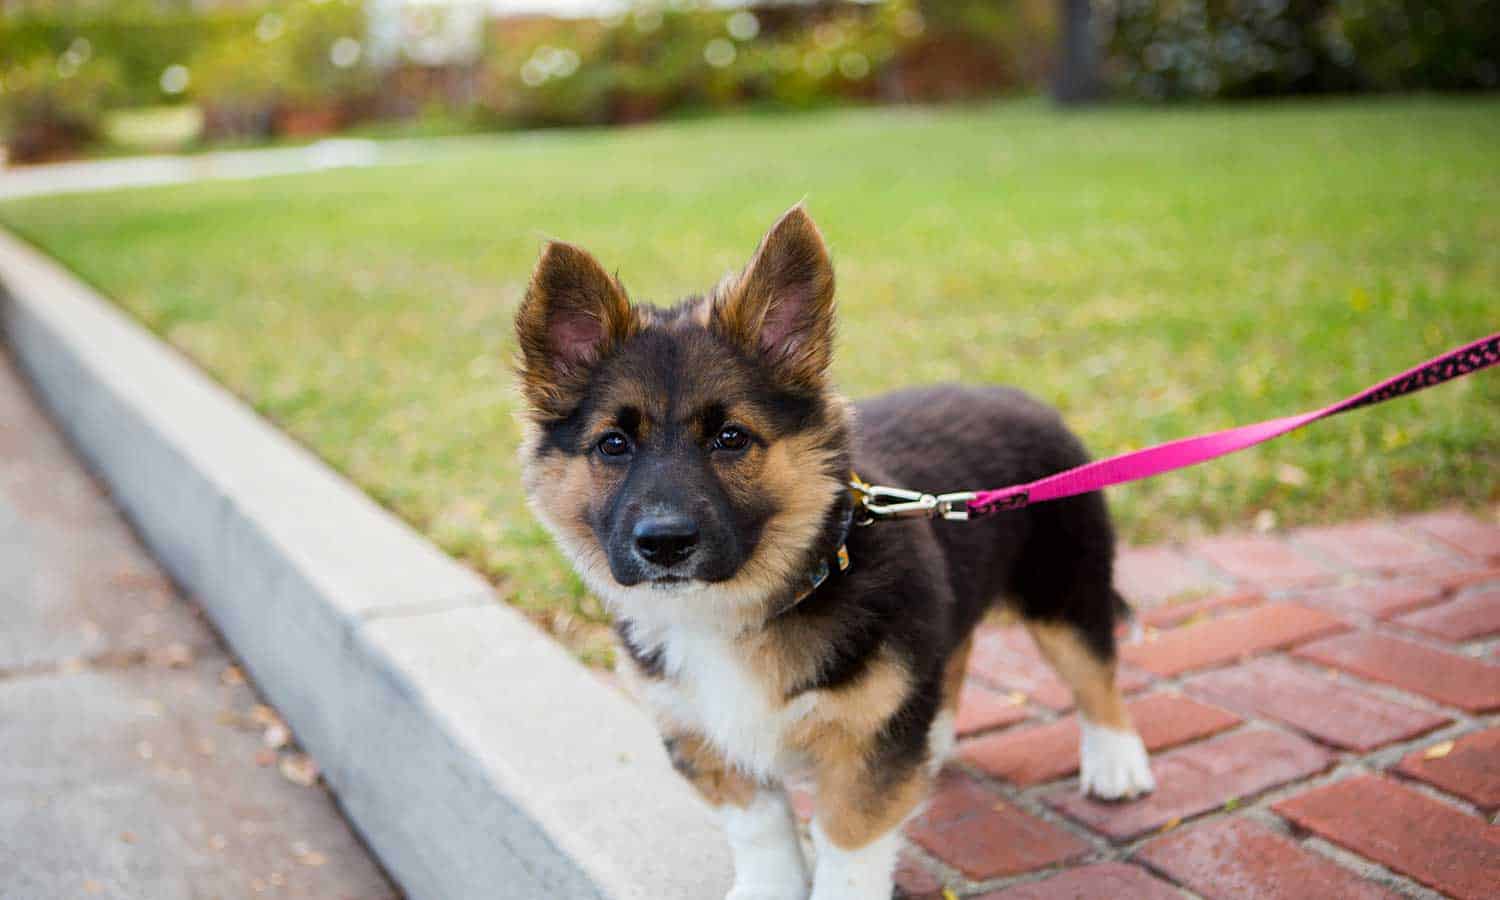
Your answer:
[723,792,809,900]
[1079,718,1155,800]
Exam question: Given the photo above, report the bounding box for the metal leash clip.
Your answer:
[849,481,977,524]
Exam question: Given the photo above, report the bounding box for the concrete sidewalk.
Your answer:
[0,351,398,900]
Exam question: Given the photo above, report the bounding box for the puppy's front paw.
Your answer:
[725,883,808,900]
[1079,719,1156,800]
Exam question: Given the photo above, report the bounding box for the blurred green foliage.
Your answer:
[1100,0,1500,99]
[3,1,1496,161]
[0,52,121,161]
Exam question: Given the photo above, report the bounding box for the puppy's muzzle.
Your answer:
[633,515,700,568]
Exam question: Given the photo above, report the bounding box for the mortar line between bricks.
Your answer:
[1284,525,1471,573]
[1299,837,1448,900]
[1237,806,1446,900]
[895,835,969,896]
[1216,650,1478,726]
[1364,614,1500,656]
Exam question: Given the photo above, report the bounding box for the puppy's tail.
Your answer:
[1113,588,1142,645]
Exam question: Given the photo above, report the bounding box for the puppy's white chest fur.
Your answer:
[630,621,814,781]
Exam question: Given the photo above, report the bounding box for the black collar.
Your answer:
[766,500,854,621]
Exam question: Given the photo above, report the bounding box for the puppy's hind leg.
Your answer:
[1026,619,1155,800]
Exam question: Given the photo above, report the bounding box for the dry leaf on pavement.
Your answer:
[279,753,319,787]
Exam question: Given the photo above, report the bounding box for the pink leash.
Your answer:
[961,332,1500,518]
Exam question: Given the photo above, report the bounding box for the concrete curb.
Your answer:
[0,229,733,899]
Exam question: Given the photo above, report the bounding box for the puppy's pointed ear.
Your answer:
[712,205,835,389]
[516,241,635,415]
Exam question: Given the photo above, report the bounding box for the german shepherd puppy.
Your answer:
[516,206,1154,900]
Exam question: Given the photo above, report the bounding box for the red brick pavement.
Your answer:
[888,509,1500,899]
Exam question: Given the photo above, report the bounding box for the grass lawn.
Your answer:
[3,96,1496,661]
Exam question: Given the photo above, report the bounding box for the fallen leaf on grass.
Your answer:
[1424,740,1455,760]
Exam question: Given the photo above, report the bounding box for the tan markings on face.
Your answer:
[518,423,610,573]
[1026,621,1131,731]
[704,428,845,615]
[661,731,757,808]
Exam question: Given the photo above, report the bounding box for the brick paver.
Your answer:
[1115,546,1229,605]
[959,694,1239,786]
[1137,817,1397,900]
[1295,580,1447,619]
[1410,510,1500,561]
[1191,535,1338,587]
[1274,775,1500,900]
[1120,603,1347,677]
[1394,589,1500,642]
[974,863,1180,899]
[905,774,1090,880]
[1293,631,1500,712]
[1295,522,1449,574]
[882,509,1500,897]
[1047,729,1332,841]
[1136,590,1261,629]
[955,680,1033,737]
[1396,728,1500,813]
[1182,657,1448,751]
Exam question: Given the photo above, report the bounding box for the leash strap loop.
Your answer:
[847,332,1498,523]
[965,332,1498,518]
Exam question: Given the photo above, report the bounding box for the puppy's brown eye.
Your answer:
[713,426,750,451]
[597,433,631,457]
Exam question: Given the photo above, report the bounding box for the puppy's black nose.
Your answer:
[633,516,700,567]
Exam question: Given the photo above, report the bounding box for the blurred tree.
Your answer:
[1054,0,1100,103]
